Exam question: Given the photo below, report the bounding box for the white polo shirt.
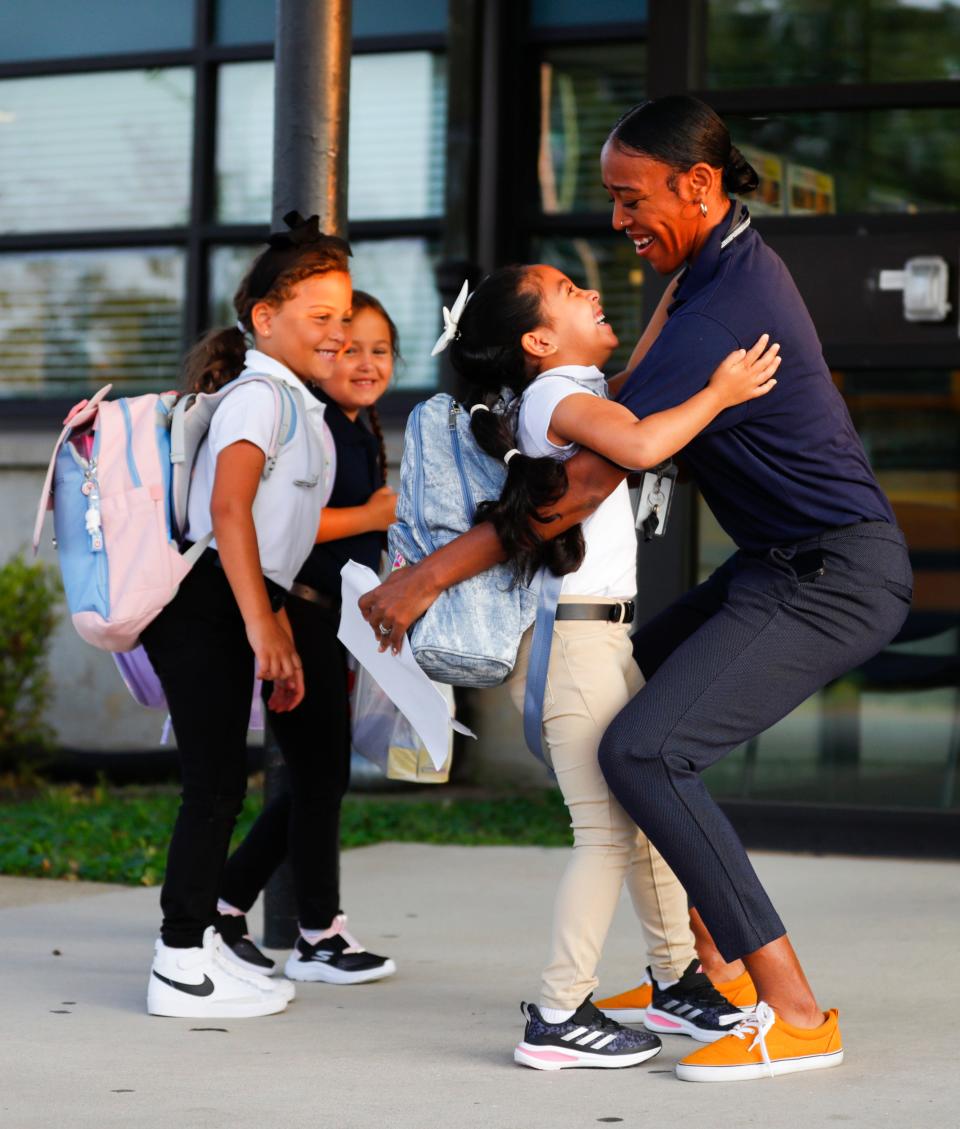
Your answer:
[517,364,637,599]
[186,349,330,590]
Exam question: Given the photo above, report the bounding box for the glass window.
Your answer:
[532,0,647,27]
[216,54,447,223]
[215,0,447,46]
[0,70,194,234]
[700,367,960,810]
[0,0,194,62]
[353,0,447,38]
[0,250,186,399]
[707,0,960,88]
[215,0,275,45]
[209,237,442,391]
[729,109,960,215]
[538,45,645,216]
[529,235,650,375]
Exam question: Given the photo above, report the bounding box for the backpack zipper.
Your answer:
[410,401,438,553]
[448,401,476,524]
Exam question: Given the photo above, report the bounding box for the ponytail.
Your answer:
[366,402,389,487]
[722,144,759,196]
[182,326,248,395]
[469,404,585,583]
[448,266,585,583]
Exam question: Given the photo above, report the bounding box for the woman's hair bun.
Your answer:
[723,145,760,196]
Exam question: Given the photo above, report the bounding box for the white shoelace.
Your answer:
[728,1000,776,1077]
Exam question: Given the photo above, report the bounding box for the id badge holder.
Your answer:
[636,461,679,542]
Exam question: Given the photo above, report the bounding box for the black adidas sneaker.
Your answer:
[643,959,749,1043]
[514,996,662,1071]
[214,912,276,977]
[283,915,396,985]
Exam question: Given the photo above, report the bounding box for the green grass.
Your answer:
[0,782,573,887]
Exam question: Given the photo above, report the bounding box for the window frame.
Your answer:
[0,0,447,425]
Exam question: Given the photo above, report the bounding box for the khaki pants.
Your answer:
[507,602,696,1009]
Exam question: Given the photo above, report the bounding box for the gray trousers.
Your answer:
[598,522,912,961]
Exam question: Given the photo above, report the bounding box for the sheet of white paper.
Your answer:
[337,561,476,771]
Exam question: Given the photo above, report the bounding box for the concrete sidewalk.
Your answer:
[1,846,957,1129]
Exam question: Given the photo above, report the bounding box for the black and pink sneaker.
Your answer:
[283,915,396,985]
[214,912,276,977]
[514,996,662,1071]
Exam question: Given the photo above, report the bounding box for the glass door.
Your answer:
[696,1,960,810]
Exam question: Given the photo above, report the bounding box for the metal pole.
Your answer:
[262,0,352,951]
[271,0,351,233]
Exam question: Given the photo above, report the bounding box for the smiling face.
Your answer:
[324,306,395,419]
[601,141,723,275]
[250,270,353,385]
[521,264,619,371]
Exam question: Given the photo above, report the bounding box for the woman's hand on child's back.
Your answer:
[247,614,305,710]
[708,333,781,408]
[365,485,397,532]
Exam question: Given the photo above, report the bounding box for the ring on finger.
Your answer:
[378,622,392,636]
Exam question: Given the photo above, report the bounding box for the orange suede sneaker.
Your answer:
[594,978,652,1022]
[713,969,758,1009]
[675,1002,843,1082]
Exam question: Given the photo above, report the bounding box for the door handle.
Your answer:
[878,255,951,323]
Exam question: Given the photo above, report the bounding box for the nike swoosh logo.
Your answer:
[152,970,215,997]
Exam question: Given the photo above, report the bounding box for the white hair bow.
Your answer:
[430,280,471,357]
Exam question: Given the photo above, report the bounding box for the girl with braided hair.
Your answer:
[215,292,399,989]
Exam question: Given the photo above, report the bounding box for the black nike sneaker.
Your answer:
[514,995,662,1070]
[214,912,276,976]
[643,959,750,1043]
[283,914,396,984]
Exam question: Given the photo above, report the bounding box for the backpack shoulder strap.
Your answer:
[276,381,322,489]
[521,568,564,764]
[32,384,113,553]
[168,373,286,540]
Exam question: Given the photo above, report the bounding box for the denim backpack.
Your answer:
[388,393,561,761]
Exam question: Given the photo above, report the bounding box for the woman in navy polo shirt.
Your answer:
[359,97,911,1083]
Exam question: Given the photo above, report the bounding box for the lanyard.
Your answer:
[720,200,751,249]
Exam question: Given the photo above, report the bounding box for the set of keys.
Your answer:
[635,461,679,543]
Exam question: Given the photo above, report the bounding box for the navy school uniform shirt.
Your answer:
[617,202,895,552]
[294,390,383,600]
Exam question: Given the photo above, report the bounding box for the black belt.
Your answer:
[195,545,288,611]
[554,600,635,624]
[289,581,340,611]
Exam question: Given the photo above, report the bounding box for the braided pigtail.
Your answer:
[366,403,389,487]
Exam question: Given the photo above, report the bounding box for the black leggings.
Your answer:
[219,594,351,931]
[141,554,283,949]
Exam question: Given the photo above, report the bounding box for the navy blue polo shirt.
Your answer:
[616,203,894,551]
[294,391,383,599]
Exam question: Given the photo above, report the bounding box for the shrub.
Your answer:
[0,552,62,765]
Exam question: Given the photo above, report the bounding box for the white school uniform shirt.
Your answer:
[517,364,637,599]
[186,349,328,591]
